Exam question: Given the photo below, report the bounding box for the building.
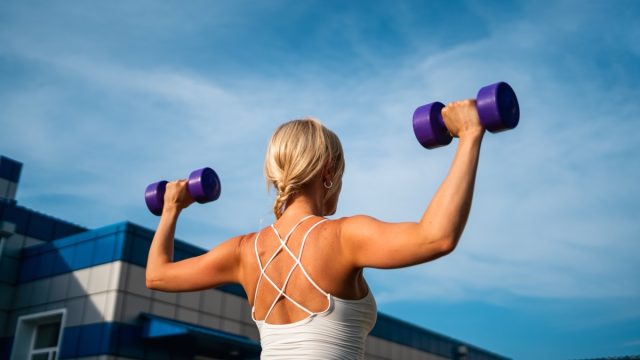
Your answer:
[0,155,510,360]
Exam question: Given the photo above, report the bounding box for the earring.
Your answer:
[323,179,333,189]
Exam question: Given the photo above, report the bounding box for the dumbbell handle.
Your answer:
[145,167,221,216]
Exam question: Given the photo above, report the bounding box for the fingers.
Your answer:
[442,99,474,117]
[167,179,188,187]
[443,99,478,117]
[164,179,194,210]
[441,98,482,138]
[165,179,189,197]
[445,99,476,108]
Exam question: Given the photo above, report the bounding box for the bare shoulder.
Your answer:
[234,231,259,254]
[236,231,257,245]
[334,214,388,239]
[317,215,354,237]
[331,214,447,269]
[330,215,384,254]
[205,232,257,268]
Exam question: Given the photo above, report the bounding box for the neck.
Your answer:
[284,194,322,218]
[281,180,325,220]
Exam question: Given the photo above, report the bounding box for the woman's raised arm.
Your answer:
[145,180,242,292]
[340,100,485,269]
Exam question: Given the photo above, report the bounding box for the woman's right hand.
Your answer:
[441,99,485,139]
[163,179,194,213]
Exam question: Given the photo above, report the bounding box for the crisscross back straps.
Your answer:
[252,216,330,322]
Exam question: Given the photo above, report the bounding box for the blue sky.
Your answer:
[1,1,639,358]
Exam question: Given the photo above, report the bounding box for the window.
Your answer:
[29,321,61,360]
[11,309,66,360]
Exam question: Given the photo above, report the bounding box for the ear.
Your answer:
[322,160,334,181]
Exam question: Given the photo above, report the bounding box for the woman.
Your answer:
[146,99,484,359]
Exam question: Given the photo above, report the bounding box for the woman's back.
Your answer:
[238,214,377,359]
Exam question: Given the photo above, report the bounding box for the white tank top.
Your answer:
[251,215,377,359]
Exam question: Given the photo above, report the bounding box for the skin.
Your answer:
[146,99,484,324]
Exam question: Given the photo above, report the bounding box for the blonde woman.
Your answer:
[146,100,484,359]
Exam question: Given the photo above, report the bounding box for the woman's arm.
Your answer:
[340,99,485,269]
[145,180,242,292]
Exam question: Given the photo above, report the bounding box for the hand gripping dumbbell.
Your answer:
[144,167,221,216]
[412,82,520,149]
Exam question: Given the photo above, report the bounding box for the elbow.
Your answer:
[433,226,463,256]
[145,270,162,290]
[438,236,458,256]
[145,278,156,290]
[418,225,459,259]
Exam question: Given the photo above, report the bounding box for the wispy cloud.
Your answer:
[624,339,640,347]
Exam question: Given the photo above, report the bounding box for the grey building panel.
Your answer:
[0,178,11,201]
[178,290,201,310]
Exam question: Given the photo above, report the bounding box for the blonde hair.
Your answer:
[264,118,345,219]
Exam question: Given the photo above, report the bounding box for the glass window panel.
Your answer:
[31,353,49,360]
[33,322,60,349]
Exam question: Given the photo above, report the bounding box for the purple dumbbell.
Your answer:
[413,82,520,149]
[145,167,221,216]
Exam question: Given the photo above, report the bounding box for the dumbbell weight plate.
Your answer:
[413,101,453,149]
[188,167,221,204]
[145,180,168,216]
[476,82,520,133]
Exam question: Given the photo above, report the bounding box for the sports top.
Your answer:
[251,215,377,360]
